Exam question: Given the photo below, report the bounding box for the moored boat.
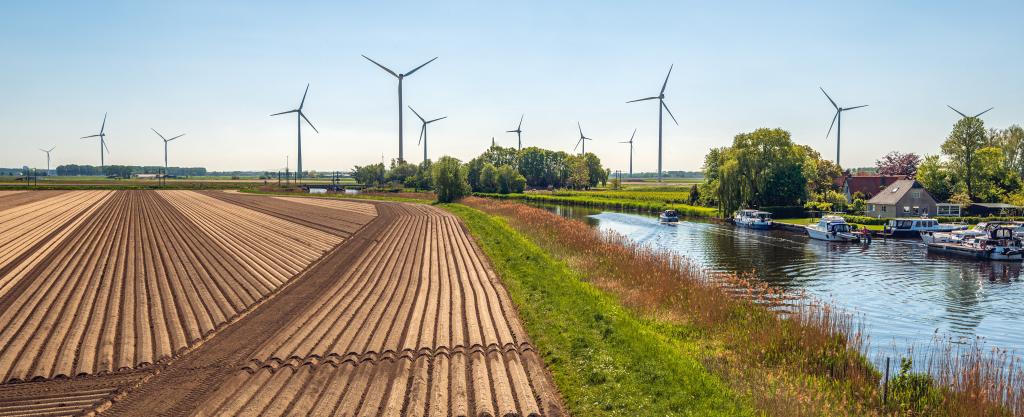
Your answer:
[659,209,680,223]
[881,218,967,238]
[926,226,1024,261]
[921,221,1024,244]
[805,215,861,242]
[733,209,773,229]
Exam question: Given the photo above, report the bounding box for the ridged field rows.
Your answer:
[272,196,378,217]
[0,191,344,383]
[194,204,559,417]
[0,190,112,299]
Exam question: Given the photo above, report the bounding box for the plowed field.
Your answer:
[0,191,560,417]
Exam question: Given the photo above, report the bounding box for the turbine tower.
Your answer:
[39,147,55,172]
[271,84,318,181]
[947,105,993,120]
[820,87,868,167]
[506,114,524,150]
[151,128,185,175]
[362,54,438,162]
[408,106,446,163]
[81,113,110,169]
[574,122,593,155]
[619,129,637,177]
[628,65,678,183]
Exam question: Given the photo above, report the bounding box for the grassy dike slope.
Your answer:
[443,204,752,416]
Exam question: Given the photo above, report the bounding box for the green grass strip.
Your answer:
[444,203,752,416]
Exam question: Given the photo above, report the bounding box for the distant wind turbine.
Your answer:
[947,105,993,121]
[81,113,110,169]
[619,129,637,177]
[408,106,446,163]
[628,65,678,182]
[39,146,55,172]
[271,84,318,181]
[151,128,185,175]
[362,54,438,162]
[820,87,868,167]
[574,122,593,155]
[506,114,524,150]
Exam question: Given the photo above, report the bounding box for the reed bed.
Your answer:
[463,196,1024,416]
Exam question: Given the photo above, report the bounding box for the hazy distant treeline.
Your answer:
[55,164,207,177]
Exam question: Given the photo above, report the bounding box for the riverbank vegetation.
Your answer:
[475,190,716,217]
[454,197,1024,416]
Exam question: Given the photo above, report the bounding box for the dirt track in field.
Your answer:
[0,191,561,417]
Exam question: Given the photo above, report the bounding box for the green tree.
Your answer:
[465,158,485,192]
[352,163,386,187]
[405,159,433,190]
[566,155,590,189]
[517,147,548,186]
[432,156,470,203]
[481,145,518,167]
[583,153,607,188]
[479,163,499,193]
[991,125,1024,178]
[386,160,418,185]
[941,117,988,200]
[496,165,526,194]
[916,155,953,202]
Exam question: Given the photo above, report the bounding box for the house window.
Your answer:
[868,204,875,212]
[882,205,887,212]
[903,206,911,213]
[911,190,921,199]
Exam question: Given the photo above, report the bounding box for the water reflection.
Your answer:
[530,202,1024,355]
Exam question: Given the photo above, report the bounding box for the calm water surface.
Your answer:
[537,204,1024,357]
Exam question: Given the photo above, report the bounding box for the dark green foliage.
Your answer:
[431,156,470,203]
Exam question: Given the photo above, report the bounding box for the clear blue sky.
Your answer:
[2,0,1021,172]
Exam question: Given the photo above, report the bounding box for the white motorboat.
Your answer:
[659,209,680,223]
[733,209,773,230]
[806,215,861,242]
[881,218,967,238]
[927,226,1024,261]
[922,221,1024,244]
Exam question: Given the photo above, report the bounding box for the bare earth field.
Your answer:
[0,190,560,417]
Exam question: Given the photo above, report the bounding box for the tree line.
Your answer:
[352,145,609,200]
[54,164,208,177]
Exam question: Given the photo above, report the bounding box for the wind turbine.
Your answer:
[271,84,318,181]
[408,106,446,163]
[820,87,868,167]
[38,146,55,172]
[628,65,678,182]
[574,122,593,155]
[947,105,993,121]
[81,113,110,169]
[362,54,438,162]
[506,114,524,150]
[619,129,637,177]
[151,128,185,176]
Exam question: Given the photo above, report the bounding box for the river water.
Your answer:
[536,203,1024,358]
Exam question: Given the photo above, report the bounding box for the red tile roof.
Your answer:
[843,175,905,199]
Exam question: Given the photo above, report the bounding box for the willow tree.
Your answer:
[706,128,811,216]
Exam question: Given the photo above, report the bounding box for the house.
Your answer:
[966,203,1024,217]
[865,179,937,218]
[841,175,904,201]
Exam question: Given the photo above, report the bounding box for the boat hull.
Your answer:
[735,220,772,230]
[926,243,1024,261]
[806,227,861,242]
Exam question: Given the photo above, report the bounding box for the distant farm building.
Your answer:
[865,179,937,218]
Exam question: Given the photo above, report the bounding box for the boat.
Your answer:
[926,226,1024,261]
[921,221,1024,244]
[805,215,861,242]
[733,209,773,229]
[659,209,680,223]
[880,218,967,238]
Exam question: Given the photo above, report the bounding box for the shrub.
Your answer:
[432,156,470,203]
[497,165,525,194]
[479,163,499,193]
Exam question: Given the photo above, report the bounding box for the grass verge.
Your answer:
[443,203,753,416]
[475,192,717,217]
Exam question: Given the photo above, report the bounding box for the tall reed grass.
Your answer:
[464,196,1024,416]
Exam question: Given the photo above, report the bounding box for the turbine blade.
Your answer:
[662,101,679,125]
[627,96,659,103]
[844,104,868,111]
[270,109,298,116]
[151,128,166,140]
[428,116,447,123]
[48,146,55,152]
[168,134,185,141]
[947,105,968,118]
[300,83,310,109]
[301,112,319,133]
[578,122,584,137]
[404,57,438,76]
[102,140,110,154]
[942,105,966,118]
[631,128,637,141]
[362,55,398,77]
[826,111,838,139]
[408,106,426,122]
[81,134,100,139]
[975,107,994,118]
[660,64,673,95]
[506,130,517,133]
[517,114,523,130]
[418,125,425,146]
[100,112,107,134]
[573,138,582,152]
[820,87,838,110]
